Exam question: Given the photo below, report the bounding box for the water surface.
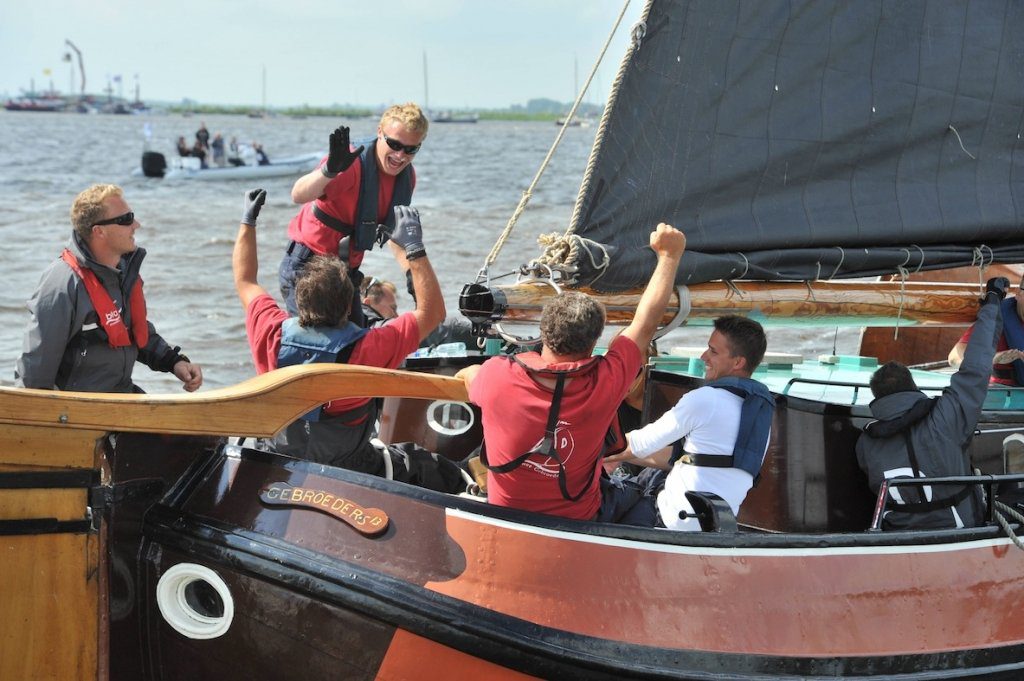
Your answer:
[0,111,857,390]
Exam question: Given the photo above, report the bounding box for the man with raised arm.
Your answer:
[16,184,202,393]
[279,103,428,324]
[233,188,444,473]
[457,224,687,521]
[858,277,1008,530]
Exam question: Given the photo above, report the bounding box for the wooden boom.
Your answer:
[0,364,468,437]
[460,280,990,328]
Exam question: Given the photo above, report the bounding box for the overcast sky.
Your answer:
[0,0,645,109]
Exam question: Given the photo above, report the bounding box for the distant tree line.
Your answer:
[166,98,603,121]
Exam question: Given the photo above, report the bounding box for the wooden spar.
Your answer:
[460,280,991,329]
[0,364,468,437]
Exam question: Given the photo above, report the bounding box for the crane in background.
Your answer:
[63,39,85,108]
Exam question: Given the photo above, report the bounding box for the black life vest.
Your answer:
[312,139,414,257]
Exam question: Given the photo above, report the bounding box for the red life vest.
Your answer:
[61,249,149,348]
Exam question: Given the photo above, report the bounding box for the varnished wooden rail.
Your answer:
[0,364,468,437]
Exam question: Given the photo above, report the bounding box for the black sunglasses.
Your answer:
[382,134,421,155]
[93,211,135,227]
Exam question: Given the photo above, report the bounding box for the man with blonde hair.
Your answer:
[361,277,399,326]
[279,103,429,324]
[16,184,202,393]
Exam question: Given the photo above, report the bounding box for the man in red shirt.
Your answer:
[279,103,428,325]
[949,274,1024,385]
[457,224,687,521]
[234,189,444,473]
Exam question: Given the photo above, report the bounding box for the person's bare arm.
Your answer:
[408,256,445,340]
[455,364,481,392]
[385,206,445,340]
[232,189,269,309]
[951,339,1024,368]
[291,168,332,204]
[604,443,673,471]
[948,340,967,368]
[620,224,686,350]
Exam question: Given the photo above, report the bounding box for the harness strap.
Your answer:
[888,483,974,514]
[61,249,148,348]
[896,428,973,513]
[312,204,353,234]
[480,363,601,502]
[677,453,734,468]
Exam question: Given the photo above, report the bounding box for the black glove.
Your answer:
[241,188,266,226]
[321,126,364,178]
[983,276,1011,304]
[382,206,426,260]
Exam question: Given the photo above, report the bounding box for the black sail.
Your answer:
[568,0,1024,291]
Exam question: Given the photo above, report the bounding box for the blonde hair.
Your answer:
[380,102,429,136]
[71,184,123,241]
[362,278,398,303]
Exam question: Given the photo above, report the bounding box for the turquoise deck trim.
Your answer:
[649,354,1024,410]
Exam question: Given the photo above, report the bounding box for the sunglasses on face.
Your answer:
[93,211,135,227]
[381,134,421,155]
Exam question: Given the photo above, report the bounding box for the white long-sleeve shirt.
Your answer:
[628,385,765,530]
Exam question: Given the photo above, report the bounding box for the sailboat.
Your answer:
[556,55,584,127]
[423,51,479,124]
[5,2,1024,679]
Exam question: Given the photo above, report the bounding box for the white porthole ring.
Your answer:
[156,563,234,639]
[425,400,476,436]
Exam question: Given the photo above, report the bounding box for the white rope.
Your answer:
[652,286,690,340]
[829,247,847,279]
[948,124,977,160]
[907,244,925,274]
[725,279,745,297]
[804,280,817,301]
[994,500,1024,551]
[481,0,636,271]
[971,245,994,290]
[891,248,914,341]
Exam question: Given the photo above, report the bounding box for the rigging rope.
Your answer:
[568,0,651,237]
[478,0,640,279]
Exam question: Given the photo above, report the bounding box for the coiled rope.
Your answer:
[994,499,1024,551]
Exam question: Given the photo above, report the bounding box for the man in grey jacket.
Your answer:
[856,277,1008,531]
[15,184,202,393]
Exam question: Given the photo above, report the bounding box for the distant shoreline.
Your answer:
[169,104,586,122]
[2,91,601,122]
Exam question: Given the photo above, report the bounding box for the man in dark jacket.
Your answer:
[856,277,1008,530]
[15,184,202,393]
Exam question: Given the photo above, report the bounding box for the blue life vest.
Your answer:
[277,318,369,421]
[671,377,774,479]
[1000,298,1024,385]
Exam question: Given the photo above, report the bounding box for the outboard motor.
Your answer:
[141,151,167,178]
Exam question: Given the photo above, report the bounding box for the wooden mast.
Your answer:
[460,279,990,329]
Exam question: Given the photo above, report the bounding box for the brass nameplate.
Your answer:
[259,484,389,536]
